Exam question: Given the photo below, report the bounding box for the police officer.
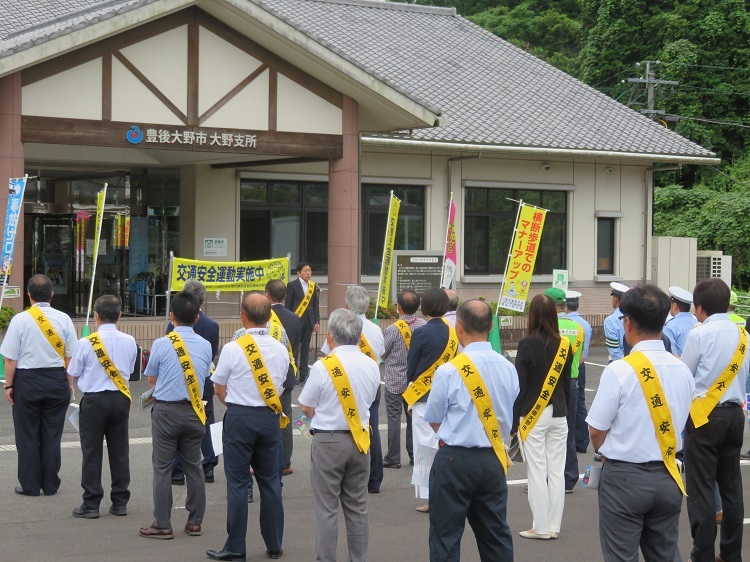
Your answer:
[2,274,77,496]
[565,291,592,453]
[604,282,629,362]
[587,284,694,561]
[662,286,696,357]
[424,300,519,561]
[728,291,745,325]
[68,295,137,518]
[207,292,288,561]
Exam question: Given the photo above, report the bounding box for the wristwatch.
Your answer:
[4,384,13,390]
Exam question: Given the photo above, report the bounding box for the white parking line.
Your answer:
[584,361,608,368]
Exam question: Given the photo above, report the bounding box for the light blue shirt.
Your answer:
[662,312,697,357]
[424,342,519,447]
[145,326,212,401]
[604,307,625,361]
[680,313,750,406]
[566,312,592,359]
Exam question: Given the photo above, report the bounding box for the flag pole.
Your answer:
[374,191,394,320]
[440,192,454,289]
[85,184,107,330]
[164,251,174,329]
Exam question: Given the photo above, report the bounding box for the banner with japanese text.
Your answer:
[0,177,27,285]
[170,256,289,292]
[498,203,547,312]
[440,195,457,289]
[86,186,107,324]
[377,193,401,308]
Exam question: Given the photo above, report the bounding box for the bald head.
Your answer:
[457,299,493,336]
[241,291,272,328]
[445,290,459,312]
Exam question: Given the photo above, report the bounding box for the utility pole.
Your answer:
[626,60,679,121]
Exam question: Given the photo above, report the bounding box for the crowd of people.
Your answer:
[1,267,748,562]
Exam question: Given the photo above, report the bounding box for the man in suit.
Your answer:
[285,262,320,385]
[167,279,220,485]
[266,279,300,475]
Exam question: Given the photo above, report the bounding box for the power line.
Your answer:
[658,61,750,73]
[665,114,750,129]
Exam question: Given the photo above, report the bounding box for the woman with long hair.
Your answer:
[513,294,572,540]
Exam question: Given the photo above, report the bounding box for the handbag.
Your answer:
[508,434,524,463]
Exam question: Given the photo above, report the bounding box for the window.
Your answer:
[361,184,425,275]
[239,180,328,273]
[463,187,567,275]
[597,217,616,275]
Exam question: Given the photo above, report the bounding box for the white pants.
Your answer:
[412,401,439,499]
[521,405,568,534]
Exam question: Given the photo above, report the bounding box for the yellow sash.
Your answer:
[358,333,377,361]
[322,354,370,453]
[624,352,687,496]
[30,306,65,360]
[86,333,131,401]
[450,353,510,473]
[294,280,316,318]
[519,338,569,441]
[393,320,412,350]
[269,309,297,376]
[689,325,748,428]
[167,332,206,425]
[402,325,459,406]
[236,333,289,428]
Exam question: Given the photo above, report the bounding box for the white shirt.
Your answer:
[442,312,464,352]
[586,339,695,463]
[212,328,288,407]
[299,276,309,294]
[0,304,77,368]
[680,313,750,405]
[321,313,385,363]
[298,345,380,431]
[68,324,137,393]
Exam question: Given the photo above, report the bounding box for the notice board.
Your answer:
[393,251,443,300]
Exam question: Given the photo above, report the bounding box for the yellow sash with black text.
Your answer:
[450,353,510,473]
[294,280,316,318]
[236,333,289,428]
[624,352,687,496]
[321,354,371,453]
[86,334,131,401]
[393,320,412,350]
[358,332,377,360]
[519,338,569,441]
[30,306,65,360]
[402,325,459,406]
[689,325,748,428]
[168,332,206,425]
[269,310,297,376]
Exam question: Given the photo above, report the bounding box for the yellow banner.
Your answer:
[499,203,547,313]
[377,194,401,308]
[170,256,289,292]
[92,187,106,260]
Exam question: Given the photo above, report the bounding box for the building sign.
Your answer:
[393,251,443,300]
[553,269,568,291]
[126,125,257,149]
[203,237,228,257]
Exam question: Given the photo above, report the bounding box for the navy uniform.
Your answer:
[662,286,697,357]
[68,322,137,517]
[424,341,519,561]
[1,300,77,496]
[566,291,593,453]
[603,282,629,362]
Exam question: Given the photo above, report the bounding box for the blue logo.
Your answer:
[126,125,143,144]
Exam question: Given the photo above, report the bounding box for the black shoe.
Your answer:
[383,462,401,469]
[247,490,254,503]
[171,476,185,485]
[205,470,215,483]
[409,458,414,466]
[741,449,750,460]
[206,549,246,561]
[14,486,38,496]
[72,505,100,519]
[267,549,283,559]
[368,488,380,494]
[576,447,588,454]
[109,505,127,516]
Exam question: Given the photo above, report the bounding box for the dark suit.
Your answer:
[406,319,452,403]
[271,302,300,469]
[167,311,220,477]
[284,277,320,384]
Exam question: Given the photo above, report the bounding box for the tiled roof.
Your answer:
[0,0,715,158]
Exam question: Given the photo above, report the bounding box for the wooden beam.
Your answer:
[212,157,327,169]
[198,64,268,126]
[102,53,112,121]
[187,15,199,126]
[268,69,277,132]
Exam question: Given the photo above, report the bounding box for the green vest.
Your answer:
[729,313,745,326]
[558,316,584,379]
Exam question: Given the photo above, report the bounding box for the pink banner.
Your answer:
[440,196,457,289]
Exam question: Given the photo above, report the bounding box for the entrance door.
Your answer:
[32,216,75,315]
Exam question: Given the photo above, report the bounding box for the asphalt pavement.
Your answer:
[0,345,748,561]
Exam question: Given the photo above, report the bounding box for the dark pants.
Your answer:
[13,367,70,496]
[575,364,590,452]
[383,388,412,465]
[367,387,383,492]
[685,404,745,562]
[281,388,293,469]
[598,460,683,562]
[223,405,284,556]
[564,378,579,490]
[429,446,513,562]
[298,322,313,384]
[80,391,130,510]
[173,381,218,478]
[247,429,285,494]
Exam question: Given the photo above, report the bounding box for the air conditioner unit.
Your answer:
[696,251,732,286]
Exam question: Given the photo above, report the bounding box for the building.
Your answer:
[0,0,717,319]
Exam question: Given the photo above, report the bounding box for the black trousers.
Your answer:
[368,387,383,492]
[685,404,745,562]
[429,445,513,561]
[173,382,218,478]
[80,390,130,509]
[13,367,70,495]
[564,378,579,490]
[281,388,293,469]
[575,364,590,451]
[298,322,313,384]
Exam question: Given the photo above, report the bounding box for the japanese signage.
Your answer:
[377,193,401,308]
[86,186,107,322]
[203,238,228,257]
[498,203,548,313]
[126,125,257,149]
[394,251,443,299]
[0,177,27,285]
[170,256,289,292]
[553,269,569,291]
[440,195,457,289]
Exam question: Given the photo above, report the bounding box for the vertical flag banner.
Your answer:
[377,192,401,310]
[440,194,457,289]
[86,185,107,326]
[0,176,28,287]
[498,203,547,313]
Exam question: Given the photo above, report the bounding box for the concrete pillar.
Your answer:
[327,96,359,311]
[0,73,24,310]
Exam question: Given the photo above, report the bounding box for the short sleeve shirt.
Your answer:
[145,326,212,401]
[0,304,77,368]
[68,324,137,393]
